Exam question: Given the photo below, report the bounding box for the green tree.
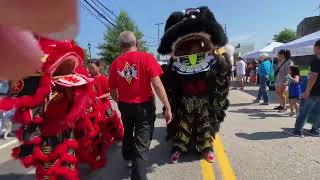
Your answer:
[84,49,90,65]
[98,11,148,65]
[273,28,297,43]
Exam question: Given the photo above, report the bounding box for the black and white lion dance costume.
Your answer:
[158,7,231,163]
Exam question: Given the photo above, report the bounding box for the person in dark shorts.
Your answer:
[287,65,301,117]
[287,40,320,137]
[109,31,172,180]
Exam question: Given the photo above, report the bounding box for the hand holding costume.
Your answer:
[158,7,231,163]
[0,38,123,180]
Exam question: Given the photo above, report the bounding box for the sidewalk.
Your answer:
[220,88,320,180]
[233,82,279,104]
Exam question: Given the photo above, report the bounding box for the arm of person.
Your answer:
[151,76,171,111]
[289,75,300,84]
[99,76,111,99]
[151,76,172,124]
[110,89,118,102]
[303,72,318,98]
[108,62,118,101]
[99,93,110,99]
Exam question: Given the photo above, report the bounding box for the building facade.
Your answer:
[297,16,320,37]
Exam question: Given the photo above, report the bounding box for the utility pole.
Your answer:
[154,22,164,47]
[87,43,92,60]
[224,24,227,36]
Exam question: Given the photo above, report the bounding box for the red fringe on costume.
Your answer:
[0,38,124,180]
[1,75,123,180]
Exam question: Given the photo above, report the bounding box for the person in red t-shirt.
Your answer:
[88,60,111,111]
[109,31,172,180]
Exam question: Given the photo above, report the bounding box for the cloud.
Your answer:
[230,34,254,43]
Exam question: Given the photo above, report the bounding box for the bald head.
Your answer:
[118,31,137,50]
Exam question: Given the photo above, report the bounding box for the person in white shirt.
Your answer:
[236,57,247,90]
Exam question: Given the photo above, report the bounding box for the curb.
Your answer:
[0,139,18,150]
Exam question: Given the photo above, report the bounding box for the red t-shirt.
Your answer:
[109,51,163,103]
[93,74,111,109]
[93,74,110,96]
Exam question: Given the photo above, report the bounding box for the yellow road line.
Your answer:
[214,134,236,180]
[201,158,215,180]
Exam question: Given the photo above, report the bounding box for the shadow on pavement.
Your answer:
[147,126,200,173]
[241,89,279,104]
[235,128,293,140]
[229,108,289,119]
[229,102,256,107]
[0,125,201,180]
[0,174,34,180]
[81,143,130,180]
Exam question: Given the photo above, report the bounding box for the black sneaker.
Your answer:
[278,107,287,113]
[274,106,282,110]
[285,130,304,137]
[304,130,320,137]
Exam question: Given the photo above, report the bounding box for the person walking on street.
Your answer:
[236,57,246,90]
[1,108,15,140]
[274,49,293,112]
[287,40,320,137]
[88,60,112,110]
[0,80,11,139]
[287,65,301,117]
[253,53,272,105]
[109,31,172,180]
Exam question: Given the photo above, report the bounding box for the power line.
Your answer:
[82,0,116,27]
[93,0,117,18]
[80,2,108,27]
[90,0,116,22]
[154,22,164,47]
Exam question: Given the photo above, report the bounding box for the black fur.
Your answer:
[158,6,227,55]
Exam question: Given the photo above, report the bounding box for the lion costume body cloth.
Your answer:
[159,7,231,153]
[0,38,124,180]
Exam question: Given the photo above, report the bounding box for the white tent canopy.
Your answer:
[242,42,283,59]
[241,50,260,59]
[274,31,320,57]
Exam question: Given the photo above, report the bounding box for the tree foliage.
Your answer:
[83,49,90,65]
[98,11,148,65]
[273,28,297,43]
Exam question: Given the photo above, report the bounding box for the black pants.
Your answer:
[118,100,156,180]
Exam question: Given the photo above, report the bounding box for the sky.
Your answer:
[76,0,320,58]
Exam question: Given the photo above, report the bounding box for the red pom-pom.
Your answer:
[33,116,43,124]
[11,147,21,159]
[21,156,35,167]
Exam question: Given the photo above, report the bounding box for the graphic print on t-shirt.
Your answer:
[117,62,138,84]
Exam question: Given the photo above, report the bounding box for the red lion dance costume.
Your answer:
[0,38,123,180]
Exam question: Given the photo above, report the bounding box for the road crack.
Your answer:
[288,145,320,165]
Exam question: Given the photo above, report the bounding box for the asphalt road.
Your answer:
[0,86,319,180]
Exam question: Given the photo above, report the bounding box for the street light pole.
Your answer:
[154,22,164,47]
[87,43,92,60]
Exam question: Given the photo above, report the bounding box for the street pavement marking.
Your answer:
[201,158,215,180]
[214,134,236,180]
[0,139,18,149]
